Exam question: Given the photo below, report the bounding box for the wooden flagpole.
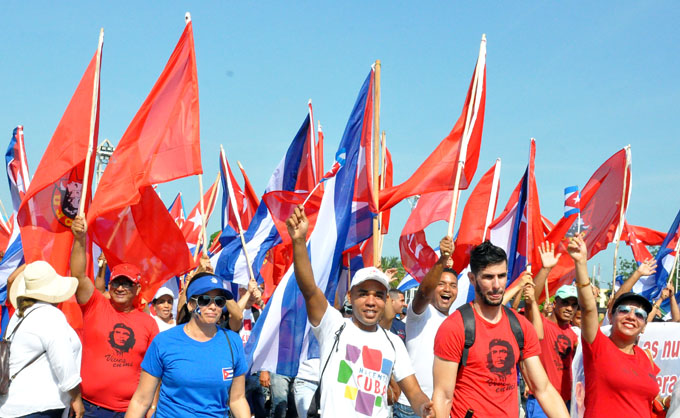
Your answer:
[372,61,381,267]
[377,131,387,259]
[0,198,9,222]
[197,174,209,256]
[193,172,220,263]
[611,146,631,290]
[446,34,486,238]
[79,28,104,217]
[221,145,256,281]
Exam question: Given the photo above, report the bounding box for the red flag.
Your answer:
[18,41,102,275]
[237,162,259,228]
[379,146,393,234]
[623,222,665,262]
[379,36,486,211]
[399,189,453,281]
[296,101,318,192]
[88,21,200,302]
[542,148,631,296]
[451,160,501,273]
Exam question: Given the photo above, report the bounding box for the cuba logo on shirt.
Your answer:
[337,344,393,416]
[223,367,234,381]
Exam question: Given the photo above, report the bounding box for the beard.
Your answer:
[475,283,504,306]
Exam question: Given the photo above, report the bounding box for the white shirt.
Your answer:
[312,306,414,418]
[296,357,320,382]
[0,303,82,417]
[153,315,175,332]
[397,303,447,405]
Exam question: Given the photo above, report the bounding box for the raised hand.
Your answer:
[660,287,672,300]
[71,215,87,240]
[538,241,561,269]
[637,258,657,277]
[286,205,309,242]
[439,236,454,259]
[566,235,587,263]
[522,282,536,304]
[384,268,399,280]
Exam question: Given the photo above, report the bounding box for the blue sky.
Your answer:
[1,2,679,287]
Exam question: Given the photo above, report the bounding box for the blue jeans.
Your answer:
[247,373,268,418]
[393,402,418,418]
[270,373,295,418]
[293,378,318,418]
[19,410,64,418]
[83,399,126,418]
[526,396,570,418]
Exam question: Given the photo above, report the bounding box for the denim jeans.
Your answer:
[293,377,318,418]
[393,402,418,418]
[19,409,64,418]
[526,396,570,418]
[82,399,126,418]
[270,373,295,418]
[246,373,268,418]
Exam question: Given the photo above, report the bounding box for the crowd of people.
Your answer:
[0,207,678,418]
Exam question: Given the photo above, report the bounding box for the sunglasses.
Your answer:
[615,305,647,321]
[110,279,136,290]
[192,295,228,308]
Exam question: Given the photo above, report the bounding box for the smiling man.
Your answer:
[432,241,569,418]
[286,206,433,418]
[394,236,457,418]
[71,216,159,417]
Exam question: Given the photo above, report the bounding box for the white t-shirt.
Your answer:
[397,303,447,405]
[311,306,414,418]
[296,357,321,382]
[0,303,82,417]
[240,308,255,345]
[152,315,175,332]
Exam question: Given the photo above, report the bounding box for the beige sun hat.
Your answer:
[9,261,78,308]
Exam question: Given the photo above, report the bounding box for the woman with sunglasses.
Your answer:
[567,235,659,418]
[125,273,250,418]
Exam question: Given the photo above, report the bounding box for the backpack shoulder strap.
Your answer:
[3,306,41,340]
[502,305,525,362]
[457,303,475,367]
[319,322,346,383]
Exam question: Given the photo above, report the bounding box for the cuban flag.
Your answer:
[564,186,580,218]
[244,70,371,376]
[167,192,186,228]
[5,126,31,213]
[216,113,311,285]
[488,140,542,287]
[650,209,680,307]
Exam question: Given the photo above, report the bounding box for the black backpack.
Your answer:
[457,303,524,366]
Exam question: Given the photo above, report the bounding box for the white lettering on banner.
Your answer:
[570,323,680,418]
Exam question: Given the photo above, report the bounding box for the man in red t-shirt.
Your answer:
[71,216,159,416]
[525,242,579,417]
[432,241,569,418]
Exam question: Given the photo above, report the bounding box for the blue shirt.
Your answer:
[141,325,248,417]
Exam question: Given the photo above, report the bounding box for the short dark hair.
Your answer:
[388,288,404,299]
[469,241,507,275]
[442,267,458,277]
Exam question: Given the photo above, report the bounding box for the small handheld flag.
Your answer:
[563,186,580,218]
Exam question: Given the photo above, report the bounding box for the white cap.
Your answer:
[152,287,174,303]
[350,267,390,291]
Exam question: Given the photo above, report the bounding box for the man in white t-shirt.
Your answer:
[286,206,433,418]
[394,236,457,418]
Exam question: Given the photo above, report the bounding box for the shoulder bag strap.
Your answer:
[502,305,525,362]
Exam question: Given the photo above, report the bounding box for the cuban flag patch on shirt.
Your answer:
[222,367,233,381]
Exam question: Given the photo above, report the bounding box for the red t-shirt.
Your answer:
[538,316,578,400]
[80,290,159,411]
[434,304,541,418]
[582,328,660,418]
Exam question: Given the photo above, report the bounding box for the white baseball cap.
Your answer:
[350,267,390,291]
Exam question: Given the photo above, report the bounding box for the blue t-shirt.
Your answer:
[141,325,248,417]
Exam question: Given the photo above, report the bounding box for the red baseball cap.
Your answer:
[110,263,142,284]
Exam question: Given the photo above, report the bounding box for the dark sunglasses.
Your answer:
[192,295,228,308]
[615,305,647,321]
[110,279,135,290]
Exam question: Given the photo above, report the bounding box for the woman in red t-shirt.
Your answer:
[567,235,660,418]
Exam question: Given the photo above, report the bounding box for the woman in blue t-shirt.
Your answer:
[125,273,251,418]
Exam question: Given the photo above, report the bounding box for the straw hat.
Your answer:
[9,261,78,308]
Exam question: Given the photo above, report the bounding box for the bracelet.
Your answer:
[575,280,591,288]
[150,405,157,410]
